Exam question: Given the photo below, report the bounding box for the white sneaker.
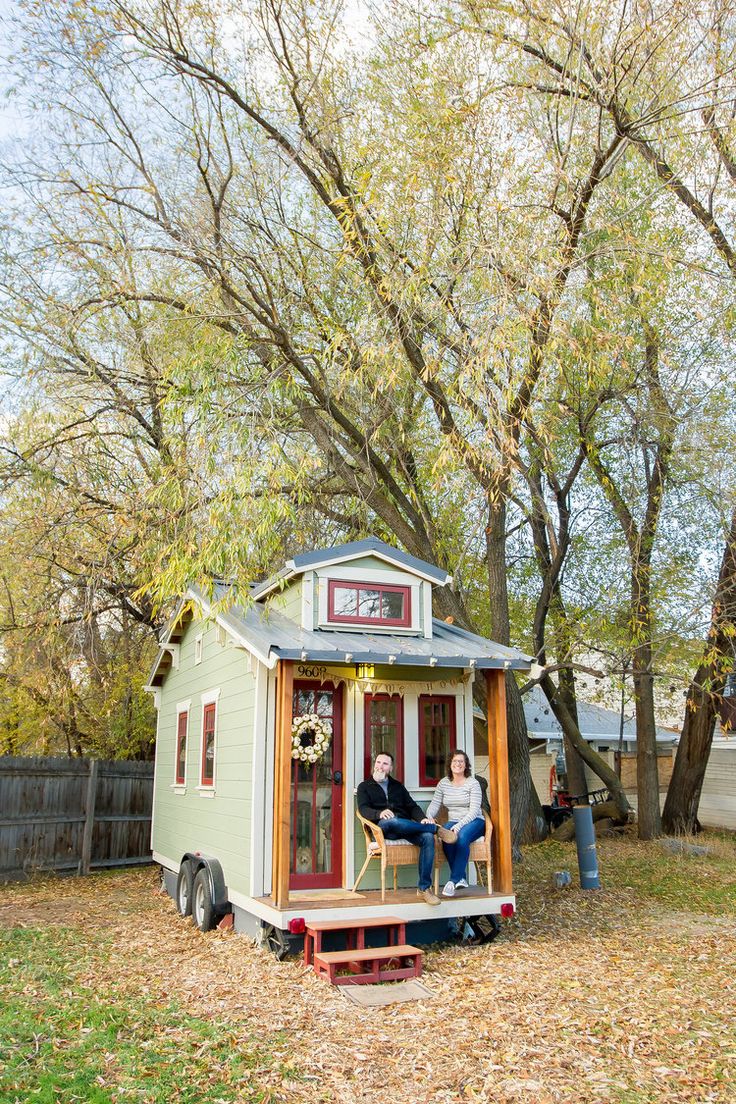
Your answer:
[456,878,468,889]
[442,880,456,897]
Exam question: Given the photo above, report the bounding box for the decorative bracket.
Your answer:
[161,643,180,670]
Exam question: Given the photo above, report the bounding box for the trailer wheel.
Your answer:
[192,868,217,932]
[176,861,194,917]
[262,924,289,960]
[468,914,501,944]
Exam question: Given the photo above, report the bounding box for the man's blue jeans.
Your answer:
[442,818,485,882]
[379,817,437,890]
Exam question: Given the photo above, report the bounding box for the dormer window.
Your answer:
[327,580,411,627]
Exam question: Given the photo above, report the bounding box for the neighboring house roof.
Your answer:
[522,684,678,746]
[251,537,452,600]
[147,580,533,685]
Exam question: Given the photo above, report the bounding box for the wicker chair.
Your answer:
[352,810,493,900]
[352,811,423,901]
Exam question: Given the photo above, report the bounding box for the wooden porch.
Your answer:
[253,884,516,928]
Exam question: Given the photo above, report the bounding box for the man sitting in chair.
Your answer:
[357,751,457,906]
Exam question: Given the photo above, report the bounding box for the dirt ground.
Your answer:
[1,839,735,1104]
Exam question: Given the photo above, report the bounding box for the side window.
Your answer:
[364,694,404,781]
[201,702,217,786]
[175,709,188,785]
[418,695,456,786]
[194,633,203,665]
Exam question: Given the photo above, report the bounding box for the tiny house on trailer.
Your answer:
[146,539,532,950]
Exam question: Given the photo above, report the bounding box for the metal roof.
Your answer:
[522,685,677,745]
[251,537,452,600]
[148,581,532,683]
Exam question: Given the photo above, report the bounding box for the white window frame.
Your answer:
[194,633,203,665]
[197,687,221,794]
[172,698,191,794]
[316,565,422,634]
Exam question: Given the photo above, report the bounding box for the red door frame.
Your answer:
[289,680,344,890]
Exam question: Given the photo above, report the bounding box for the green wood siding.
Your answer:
[153,617,256,899]
[266,579,303,622]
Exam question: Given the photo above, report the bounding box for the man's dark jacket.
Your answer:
[357,776,424,824]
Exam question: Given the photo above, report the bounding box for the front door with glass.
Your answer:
[289,681,344,889]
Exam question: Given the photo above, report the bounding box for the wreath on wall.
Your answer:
[291,713,332,763]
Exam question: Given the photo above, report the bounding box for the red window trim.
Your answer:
[363,693,404,781]
[327,579,411,627]
[175,709,188,785]
[418,694,457,786]
[201,702,216,786]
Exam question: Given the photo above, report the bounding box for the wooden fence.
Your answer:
[0,756,154,879]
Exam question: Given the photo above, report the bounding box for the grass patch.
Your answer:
[0,926,290,1104]
[517,832,736,915]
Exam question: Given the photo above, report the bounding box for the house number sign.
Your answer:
[297,664,327,680]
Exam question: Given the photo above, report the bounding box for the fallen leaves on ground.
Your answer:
[1,836,734,1104]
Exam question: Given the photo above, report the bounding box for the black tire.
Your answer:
[468,914,501,944]
[176,861,194,917]
[192,867,217,932]
[262,923,289,960]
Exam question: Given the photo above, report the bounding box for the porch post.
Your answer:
[273,658,294,908]
[486,668,513,894]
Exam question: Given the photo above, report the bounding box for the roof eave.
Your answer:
[269,648,531,670]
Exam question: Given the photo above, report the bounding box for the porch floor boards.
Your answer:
[256,886,492,909]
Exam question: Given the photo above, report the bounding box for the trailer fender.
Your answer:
[180,853,229,914]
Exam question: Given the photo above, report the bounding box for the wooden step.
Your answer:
[313,943,423,986]
[303,916,407,966]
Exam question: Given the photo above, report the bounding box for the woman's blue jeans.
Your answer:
[442,818,485,882]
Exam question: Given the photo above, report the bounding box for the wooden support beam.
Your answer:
[486,669,513,894]
[272,659,294,909]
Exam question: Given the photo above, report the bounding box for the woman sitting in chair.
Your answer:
[425,749,485,897]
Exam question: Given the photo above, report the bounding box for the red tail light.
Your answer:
[500,902,515,918]
[288,917,306,934]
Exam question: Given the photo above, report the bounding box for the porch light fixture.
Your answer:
[355,663,375,680]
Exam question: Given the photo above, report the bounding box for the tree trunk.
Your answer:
[663,505,736,833]
[556,667,588,799]
[539,673,632,818]
[661,665,717,833]
[632,639,662,838]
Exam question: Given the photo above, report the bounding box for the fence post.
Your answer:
[79,760,98,876]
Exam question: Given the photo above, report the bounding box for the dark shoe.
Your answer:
[418,887,441,906]
[437,825,458,844]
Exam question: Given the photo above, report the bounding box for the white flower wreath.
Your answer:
[291,712,332,763]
